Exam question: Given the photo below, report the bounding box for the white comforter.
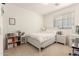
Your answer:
[27,31,56,43]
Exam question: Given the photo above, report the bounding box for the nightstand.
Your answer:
[56,34,66,45]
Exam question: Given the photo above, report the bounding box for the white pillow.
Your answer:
[46,29,57,33]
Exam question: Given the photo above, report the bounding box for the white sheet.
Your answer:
[27,31,56,43]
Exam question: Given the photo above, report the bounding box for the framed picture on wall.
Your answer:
[9,18,15,25]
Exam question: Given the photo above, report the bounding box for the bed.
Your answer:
[26,30,57,51]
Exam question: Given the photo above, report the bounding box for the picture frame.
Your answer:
[9,18,15,25]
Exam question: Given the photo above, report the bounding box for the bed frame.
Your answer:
[27,36,56,51]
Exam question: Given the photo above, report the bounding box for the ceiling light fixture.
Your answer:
[41,3,49,5]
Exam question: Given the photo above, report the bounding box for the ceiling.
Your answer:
[10,3,73,15]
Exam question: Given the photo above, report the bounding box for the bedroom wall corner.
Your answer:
[0,4,3,56]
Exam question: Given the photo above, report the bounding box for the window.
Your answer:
[54,16,63,29]
[54,12,74,29]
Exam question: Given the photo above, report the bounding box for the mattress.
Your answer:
[28,31,56,43]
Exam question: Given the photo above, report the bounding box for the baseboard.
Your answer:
[56,42,64,45]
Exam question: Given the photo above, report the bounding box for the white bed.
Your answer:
[27,30,57,51]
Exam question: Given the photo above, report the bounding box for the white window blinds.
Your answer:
[54,12,74,29]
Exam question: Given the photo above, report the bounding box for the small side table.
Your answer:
[69,44,79,56]
[72,44,79,55]
[21,35,29,44]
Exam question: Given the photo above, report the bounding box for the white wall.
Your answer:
[0,4,3,56]
[44,4,79,35]
[3,4,43,49]
[3,4,43,34]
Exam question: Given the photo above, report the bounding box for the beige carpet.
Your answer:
[4,43,72,56]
